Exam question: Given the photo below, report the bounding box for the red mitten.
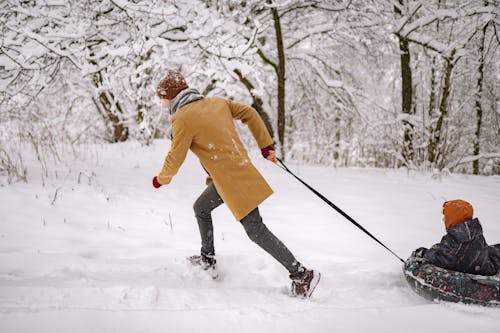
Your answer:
[152,176,162,188]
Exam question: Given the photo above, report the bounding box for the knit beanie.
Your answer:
[156,69,188,100]
[443,199,473,230]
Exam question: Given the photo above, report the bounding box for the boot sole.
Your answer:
[305,271,321,298]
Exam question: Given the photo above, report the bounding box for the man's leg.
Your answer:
[193,183,224,256]
[240,207,303,274]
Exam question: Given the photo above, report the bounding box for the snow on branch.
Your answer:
[278,0,352,16]
[110,0,177,17]
[397,5,497,38]
[446,153,500,170]
[291,53,343,88]
[263,0,295,9]
[404,32,453,57]
[5,24,82,70]
[286,22,336,49]
[395,3,497,59]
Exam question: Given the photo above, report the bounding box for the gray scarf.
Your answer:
[170,88,204,115]
[168,88,204,139]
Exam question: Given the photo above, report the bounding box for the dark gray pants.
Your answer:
[193,183,302,274]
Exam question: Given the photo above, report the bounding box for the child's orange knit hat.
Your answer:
[443,199,473,230]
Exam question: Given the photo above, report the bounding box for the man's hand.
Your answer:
[266,150,277,164]
[152,176,162,189]
[261,145,277,164]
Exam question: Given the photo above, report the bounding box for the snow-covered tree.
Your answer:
[1,0,498,181]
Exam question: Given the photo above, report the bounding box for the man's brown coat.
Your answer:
[157,97,274,221]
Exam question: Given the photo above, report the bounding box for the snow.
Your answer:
[1,140,499,332]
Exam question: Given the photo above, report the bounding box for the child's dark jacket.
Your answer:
[421,218,500,276]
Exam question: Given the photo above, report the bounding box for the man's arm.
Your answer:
[226,99,274,149]
[157,117,192,185]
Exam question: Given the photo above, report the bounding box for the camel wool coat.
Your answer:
[156,97,274,221]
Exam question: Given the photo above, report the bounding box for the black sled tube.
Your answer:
[276,158,405,263]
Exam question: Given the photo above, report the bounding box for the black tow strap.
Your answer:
[276,158,405,263]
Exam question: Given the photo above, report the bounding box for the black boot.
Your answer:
[187,253,217,271]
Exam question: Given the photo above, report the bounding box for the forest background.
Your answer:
[1,0,499,184]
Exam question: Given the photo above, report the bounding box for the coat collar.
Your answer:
[447,218,482,241]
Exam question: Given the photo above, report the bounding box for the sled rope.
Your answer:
[276,158,405,263]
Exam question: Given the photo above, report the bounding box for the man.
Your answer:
[152,69,320,298]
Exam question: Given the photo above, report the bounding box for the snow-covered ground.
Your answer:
[1,140,499,333]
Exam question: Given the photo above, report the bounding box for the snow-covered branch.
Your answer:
[397,5,497,38]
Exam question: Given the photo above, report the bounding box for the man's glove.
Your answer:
[261,145,274,159]
[152,176,162,189]
[261,145,277,163]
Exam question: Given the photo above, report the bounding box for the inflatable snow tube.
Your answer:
[403,255,500,307]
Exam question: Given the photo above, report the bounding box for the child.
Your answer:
[413,199,500,276]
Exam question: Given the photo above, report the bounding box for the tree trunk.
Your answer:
[427,0,440,165]
[428,50,456,167]
[427,56,437,132]
[88,10,128,143]
[395,2,414,165]
[134,48,155,145]
[473,21,487,174]
[92,70,129,143]
[271,6,286,159]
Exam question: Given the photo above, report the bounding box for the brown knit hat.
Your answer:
[156,69,188,100]
[443,199,473,230]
